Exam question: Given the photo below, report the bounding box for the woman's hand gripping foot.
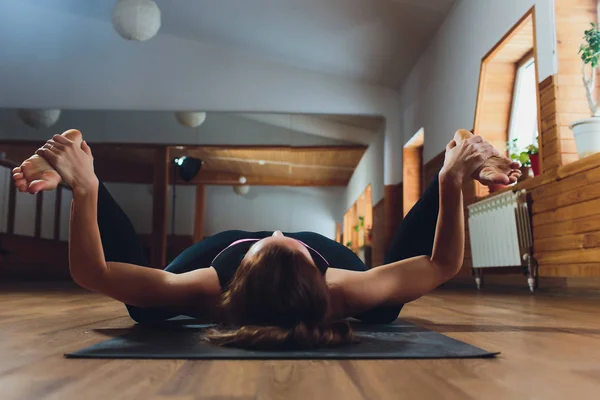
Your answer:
[34,133,98,195]
[453,129,521,186]
[12,129,84,194]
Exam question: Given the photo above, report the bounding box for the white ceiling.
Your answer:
[31,0,458,89]
[0,109,377,146]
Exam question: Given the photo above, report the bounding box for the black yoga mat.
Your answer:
[66,319,498,360]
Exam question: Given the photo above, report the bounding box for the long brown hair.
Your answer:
[206,242,358,350]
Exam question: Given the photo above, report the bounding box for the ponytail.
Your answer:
[205,321,358,350]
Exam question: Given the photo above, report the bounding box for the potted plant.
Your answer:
[356,216,365,247]
[526,141,539,176]
[507,138,534,181]
[573,23,600,158]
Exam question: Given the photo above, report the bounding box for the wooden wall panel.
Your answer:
[540,264,600,277]
[460,141,600,281]
[539,76,560,172]
[151,147,169,268]
[402,146,423,217]
[0,234,70,281]
[0,142,367,187]
[551,0,598,168]
[533,180,600,214]
[474,62,517,152]
[526,149,600,277]
[0,233,198,282]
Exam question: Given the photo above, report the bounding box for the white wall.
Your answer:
[0,169,59,238]
[204,186,345,238]
[104,183,198,237]
[40,190,56,240]
[399,0,557,162]
[13,191,36,237]
[0,181,344,241]
[58,190,73,241]
[0,0,400,189]
[344,130,385,213]
[105,183,345,239]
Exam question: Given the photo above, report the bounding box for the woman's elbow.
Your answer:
[70,272,95,291]
[430,259,463,283]
[70,264,106,291]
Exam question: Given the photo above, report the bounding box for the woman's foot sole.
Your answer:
[453,129,521,186]
[13,129,83,194]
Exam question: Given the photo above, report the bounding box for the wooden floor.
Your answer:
[1,284,599,400]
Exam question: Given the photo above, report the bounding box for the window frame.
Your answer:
[508,51,538,147]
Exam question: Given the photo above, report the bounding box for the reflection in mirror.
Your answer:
[0,109,384,273]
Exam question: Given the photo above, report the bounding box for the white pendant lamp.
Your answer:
[17,109,61,129]
[233,185,250,196]
[175,112,207,128]
[112,0,161,42]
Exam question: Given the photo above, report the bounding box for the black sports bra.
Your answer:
[211,238,330,290]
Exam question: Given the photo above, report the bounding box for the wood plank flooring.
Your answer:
[1,283,599,400]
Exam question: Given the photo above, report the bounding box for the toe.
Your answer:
[28,180,47,194]
[490,173,510,185]
[63,129,83,145]
[15,181,28,192]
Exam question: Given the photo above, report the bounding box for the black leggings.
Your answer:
[94,174,440,324]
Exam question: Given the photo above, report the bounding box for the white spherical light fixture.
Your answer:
[175,112,207,128]
[112,0,161,42]
[17,109,61,129]
[233,185,250,196]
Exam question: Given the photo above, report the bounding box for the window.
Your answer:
[508,57,538,147]
[403,128,424,217]
[343,185,372,258]
[473,9,538,197]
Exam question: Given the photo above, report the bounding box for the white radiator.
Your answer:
[467,189,537,291]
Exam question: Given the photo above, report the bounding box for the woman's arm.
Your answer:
[326,136,492,318]
[69,186,221,309]
[68,184,106,288]
[36,134,221,310]
[326,173,465,317]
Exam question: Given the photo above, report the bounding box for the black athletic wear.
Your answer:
[95,173,440,325]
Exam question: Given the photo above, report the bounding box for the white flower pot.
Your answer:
[570,117,600,159]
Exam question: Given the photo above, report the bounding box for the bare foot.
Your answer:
[12,129,83,194]
[454,129,521,186]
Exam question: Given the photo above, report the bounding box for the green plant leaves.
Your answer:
[519,152,530,165]
[507,138,537,164]
[525,144,538,155]
[580,22,600,66]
